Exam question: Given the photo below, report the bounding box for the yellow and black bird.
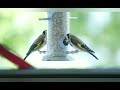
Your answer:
[24,30,47,60]
[66,33,98,60]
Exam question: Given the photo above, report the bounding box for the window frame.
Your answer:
[0,69,120,82]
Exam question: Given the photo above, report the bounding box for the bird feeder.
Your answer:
[39,12,77,61]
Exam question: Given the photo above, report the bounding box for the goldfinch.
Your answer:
[24,30,47,60]
[66,33,98,60]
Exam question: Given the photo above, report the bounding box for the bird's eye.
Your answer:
[67,34,70,38]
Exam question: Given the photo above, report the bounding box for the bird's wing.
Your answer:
[33,34,46,50]
[27,44,38,55]
[24,44,38,60]
[81,44,95,53]
[70,34,95,53]
[24,34,46,60]
[34,41,43,50]
[70,34,98,60]
[34,34,44,44]
[76,43,98,60]
[70,35,85,50]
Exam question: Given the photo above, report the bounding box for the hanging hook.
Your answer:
[39,18,51,20]
[70,17,78,20]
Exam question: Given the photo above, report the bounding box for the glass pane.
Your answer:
[0,8,119,69]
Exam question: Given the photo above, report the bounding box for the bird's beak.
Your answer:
[64,37,69,42]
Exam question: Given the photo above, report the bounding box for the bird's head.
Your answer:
[43,30,47,36]
[64,33,70,44]
[67,33,70,39]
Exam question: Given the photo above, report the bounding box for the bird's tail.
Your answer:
[88,49,95,53]
[87,51,99,60]
[24,55,28,60]
[24,51,31,60]
[81,44,95,53]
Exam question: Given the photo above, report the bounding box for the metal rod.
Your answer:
[39,17,78,21]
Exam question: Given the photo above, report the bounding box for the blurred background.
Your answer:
[0,8,120,69]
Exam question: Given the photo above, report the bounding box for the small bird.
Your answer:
[24,30,47,60]
[66,33,98,60]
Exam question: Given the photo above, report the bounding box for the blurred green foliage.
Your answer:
[70,12,88,35]
[70,12,120,68]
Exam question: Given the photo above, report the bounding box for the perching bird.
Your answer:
[24,30,47,60]
[66,33,98,60]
